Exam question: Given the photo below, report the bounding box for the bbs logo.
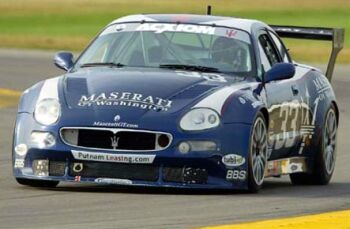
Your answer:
[226,170,246,181]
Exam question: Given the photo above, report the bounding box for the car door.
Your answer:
[257,29,302,159]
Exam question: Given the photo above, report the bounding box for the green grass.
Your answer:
[0,0,349,63]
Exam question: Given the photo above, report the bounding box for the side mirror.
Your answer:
[264,63,295,83]
[54,52,74,71]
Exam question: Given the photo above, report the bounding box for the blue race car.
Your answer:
[13,14,344,192]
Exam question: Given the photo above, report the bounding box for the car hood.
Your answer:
[63,67,244,116]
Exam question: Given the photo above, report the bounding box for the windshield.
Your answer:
[75,23,255,76]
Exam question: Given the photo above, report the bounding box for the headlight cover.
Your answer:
[180,108,220,131]
[34,98,61,125]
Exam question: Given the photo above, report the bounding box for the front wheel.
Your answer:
[290,104,338,185]
[248,113,268,192]
[16,178,59,188]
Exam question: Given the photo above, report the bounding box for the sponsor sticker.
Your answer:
[14,159,25,168]
[226,29,238,38]
[238,97,246,104]
[93,121,139,128]
[226,169,246,181]
[93,113,139,129]
[222,154,245,167]
[313,77,330,93]
[101,23,251,44]
[78,92,172,111]
[74,176,81,182]
[95,178,132,185]
[71,150,156,164]
[285,162,303,173]
[136,23,215,35]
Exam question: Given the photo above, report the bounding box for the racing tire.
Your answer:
[247,113,268,193]
[290,104,337,185]
[16,178,59,188]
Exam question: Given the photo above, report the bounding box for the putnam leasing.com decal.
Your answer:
[71,150,156,164]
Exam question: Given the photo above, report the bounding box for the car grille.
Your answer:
[69,162,159,181]
[163,167,208,184]
[60,127,172,151]
[47,160,208,184]
[49,161,66,176]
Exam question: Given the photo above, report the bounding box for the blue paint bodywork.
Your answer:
[12,15,339,190]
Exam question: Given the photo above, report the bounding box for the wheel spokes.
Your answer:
[323,109,337,174]
[251,117,268,186]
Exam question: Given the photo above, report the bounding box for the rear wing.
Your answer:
[270,25,345,82]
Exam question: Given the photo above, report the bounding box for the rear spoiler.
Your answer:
[270,25,345,82]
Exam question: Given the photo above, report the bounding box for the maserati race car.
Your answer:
[12,14,344,192]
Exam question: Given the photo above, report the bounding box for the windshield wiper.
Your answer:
[80,62,125,68]
[159,64,220,73]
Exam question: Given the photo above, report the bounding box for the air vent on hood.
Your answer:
[168,84,218,100]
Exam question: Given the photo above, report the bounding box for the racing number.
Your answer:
[286,103,299,148]
[273,101,300,150]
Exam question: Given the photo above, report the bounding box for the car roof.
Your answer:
[108,14,268,33]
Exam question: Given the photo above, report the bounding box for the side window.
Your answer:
[268,31,290,63]
[258,43,271,72]
[259,34,280,66]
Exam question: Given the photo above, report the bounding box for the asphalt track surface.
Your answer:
[0,49,349,229]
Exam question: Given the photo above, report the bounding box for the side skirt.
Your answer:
[265,157,308,177]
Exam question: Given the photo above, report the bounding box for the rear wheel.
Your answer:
[248,113,268,192]
[16,178,59,188]
[290,104,337,185]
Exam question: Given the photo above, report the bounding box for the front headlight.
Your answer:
[180,108,220,131]
[34,98,61,125]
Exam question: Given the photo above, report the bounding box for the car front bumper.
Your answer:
[13,113,252,190]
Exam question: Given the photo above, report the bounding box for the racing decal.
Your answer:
[14,159,25,168]
[102,22,251,43]
[74,176,81,182]
[193,82,258,114]
[78,92,172,111]
[238,97,246,104]
[93,115,139,128]
[265,157,307,177]
[93,121,139,128]
[95,178,133,185]
[266,160,281,177]
[136,23,215,35]
[313,76,330,93]
[298,87,315,154]
[226,169,246,181]
[239,93,265,108]
[270,101,300,151]
[222,154,245,167]
[267,81,326,156]
[175,71,227,83]
[298,78,330,154]
[71,150,156,164]
[226,29,238,38]
[266,100,301,157]
[37,77,59,101]
[287,162,304,173]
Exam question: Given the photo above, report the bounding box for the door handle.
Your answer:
[291,85,299,95]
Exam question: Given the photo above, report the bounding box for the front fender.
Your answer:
[18,81,44,113]
[221,89,266,125]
